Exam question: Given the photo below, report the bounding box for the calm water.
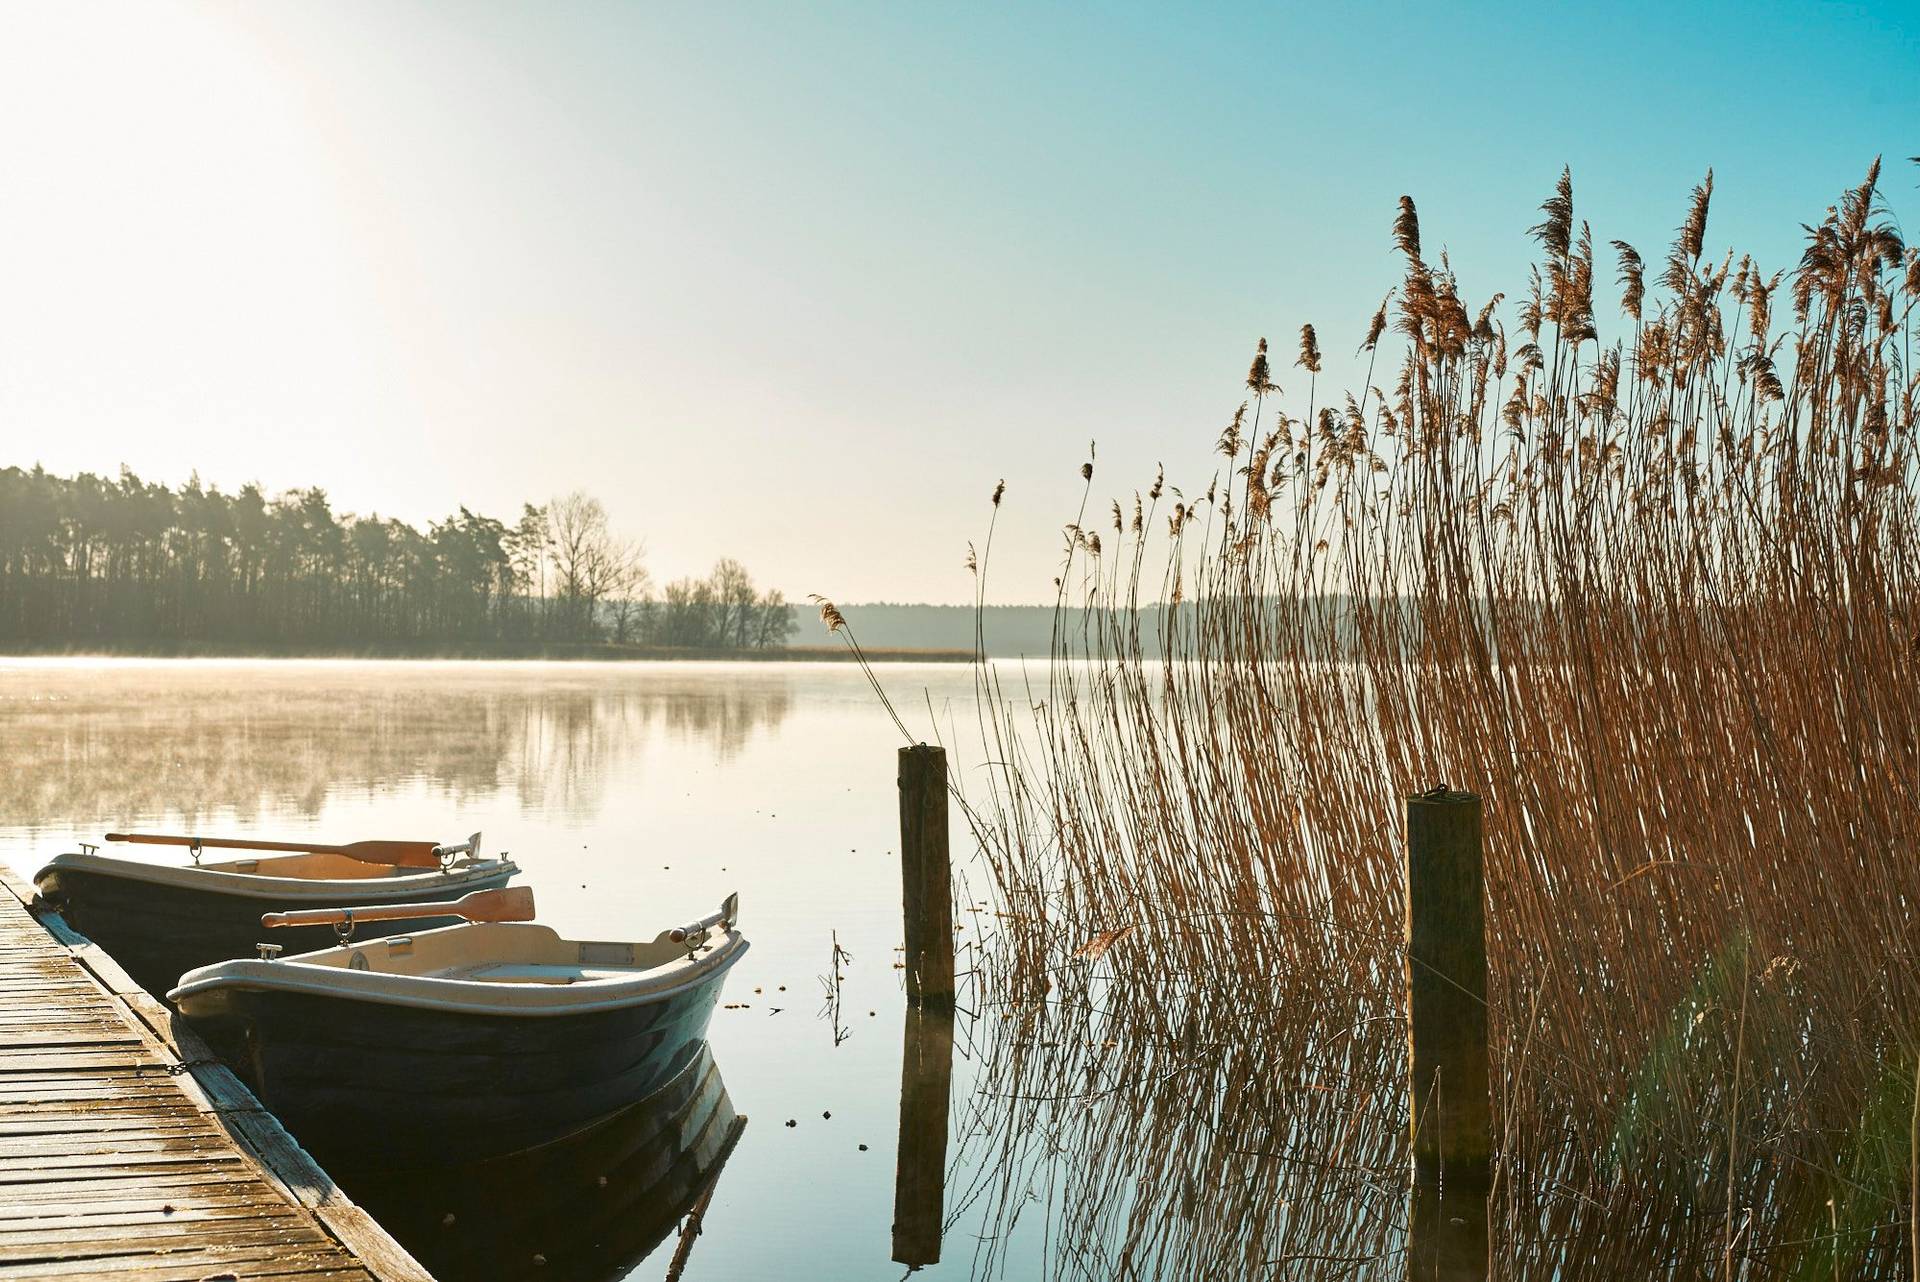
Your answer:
[2,659,1818,1280]
[0,658,1028,1280]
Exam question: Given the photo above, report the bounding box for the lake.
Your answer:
[2,657,1854,1280]
[0,658,1034,1280]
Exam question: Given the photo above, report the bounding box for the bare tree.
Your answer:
[545,492,601,638]
[545,492,645,641]
[754,588,798,648]
[595,541,650,643]
[656,575,717,646]
[708,558,756,648]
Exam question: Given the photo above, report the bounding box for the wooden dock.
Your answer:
[0,868,432,1281]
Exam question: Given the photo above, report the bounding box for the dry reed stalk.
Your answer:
[919,157,1920,1279]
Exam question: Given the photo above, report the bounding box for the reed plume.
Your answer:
[1246,337,1276,396]
[943,158,1920,1280]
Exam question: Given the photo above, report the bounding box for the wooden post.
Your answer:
[898,744,954,1009]
[1405,786,1490,1186]
[890,1005,955,1267]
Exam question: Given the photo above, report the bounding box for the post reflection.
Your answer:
[1407,1178,1488,1282]
[893,1004,955,1268]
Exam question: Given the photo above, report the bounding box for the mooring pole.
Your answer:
[898,743,955,1009]
[893,744,956,1266]
[1405,786,1490,1186]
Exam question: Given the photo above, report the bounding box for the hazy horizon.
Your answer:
[1,1,1915,605]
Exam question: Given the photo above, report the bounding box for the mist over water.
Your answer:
[0,658,1855,1279]
[0,658,1023,1280]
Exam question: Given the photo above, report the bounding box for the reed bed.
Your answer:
[887,159,1920,1278]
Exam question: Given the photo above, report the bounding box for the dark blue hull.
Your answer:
[34,863,514,998]
[183,964,731,1167]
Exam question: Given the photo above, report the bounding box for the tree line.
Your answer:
[0,466,796,649]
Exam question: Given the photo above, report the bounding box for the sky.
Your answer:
[0,1,1914,604]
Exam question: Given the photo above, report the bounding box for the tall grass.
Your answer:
[912,158,1920,1277]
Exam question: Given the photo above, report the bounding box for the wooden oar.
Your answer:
[104,832,446,869]
[261,886,535,931]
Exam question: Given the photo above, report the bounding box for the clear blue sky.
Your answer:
[0,1,1913,602]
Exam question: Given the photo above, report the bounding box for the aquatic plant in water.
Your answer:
[870,158,1920,1278]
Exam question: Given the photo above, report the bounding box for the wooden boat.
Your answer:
[169,887,746,1167]
[34,830,518,997]
[340,1043,745,1282]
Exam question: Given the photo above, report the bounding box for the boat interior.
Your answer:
[294,917,739,988]
[201,853,433,880]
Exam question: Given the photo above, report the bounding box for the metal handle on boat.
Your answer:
[260,885,536,931]
[668,892,741,945]
[433,831,484,870]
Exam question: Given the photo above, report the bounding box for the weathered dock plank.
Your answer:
[0,868,433,1281]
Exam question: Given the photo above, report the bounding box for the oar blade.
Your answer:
[337,839,445,869]
[459,886,536,923]
[261,885,535,931]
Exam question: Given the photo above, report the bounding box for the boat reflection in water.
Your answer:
[339,1045,745,1282]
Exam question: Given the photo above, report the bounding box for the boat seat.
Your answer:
[447,963,586,985]
[434,962,641,985]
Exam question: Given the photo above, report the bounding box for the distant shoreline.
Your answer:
[0,640,974,663]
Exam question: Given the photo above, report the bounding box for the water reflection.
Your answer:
[0,658,1021,1280]
[1408,1181,1487,1281]
[893,1006,955,1268]
[0,663,792,831]
[954,930,1916,1281]
[952,921,1410,1279]
[340,1045,745,1282]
